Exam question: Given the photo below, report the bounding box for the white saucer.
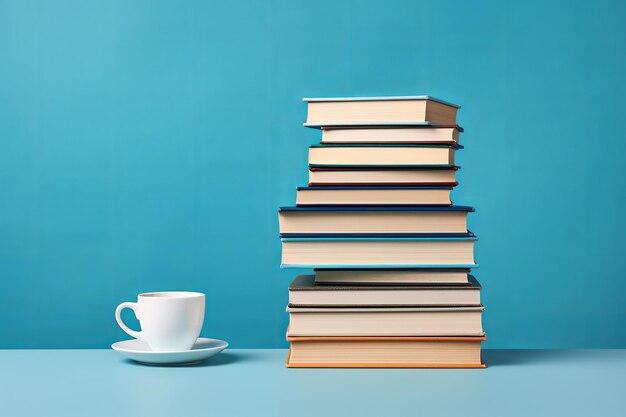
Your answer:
[112,338,228,365]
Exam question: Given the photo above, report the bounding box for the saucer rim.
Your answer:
[111,337,228,355]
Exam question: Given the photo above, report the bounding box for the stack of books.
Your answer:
[278,96,485,368]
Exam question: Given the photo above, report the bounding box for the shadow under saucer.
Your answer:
[123,351,248,368]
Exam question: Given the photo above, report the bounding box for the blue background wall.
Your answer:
[1,0,625,348]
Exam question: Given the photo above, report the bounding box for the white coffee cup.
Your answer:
[115,291,205,351]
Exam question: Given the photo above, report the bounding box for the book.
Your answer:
[295,186,452,206]
[308,166,459,186]
[286,306,484,336]
[308,144,458,167]
[286,336,486,368]
[303,96,460,126]
[288,274,481,307]
[321,125,461,145]
[280,236,477,268]
[314,268,470,285]
[278,206,473,235]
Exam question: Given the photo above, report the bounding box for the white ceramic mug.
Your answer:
[115,292,205,351]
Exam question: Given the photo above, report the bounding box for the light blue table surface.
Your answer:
[1,349,625,417]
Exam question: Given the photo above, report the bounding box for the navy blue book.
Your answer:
[295,185,454,206]
[308,144,461,168]
[278,206,474,237]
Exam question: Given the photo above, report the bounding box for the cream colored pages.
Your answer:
[289,339,482,365]
[288,287,480,306]
[287,307,484,336]
[308,168,457,185]
[295,188,451,205]
[308,146,454,166]
[279,211,468,234]
[281,240,476,266]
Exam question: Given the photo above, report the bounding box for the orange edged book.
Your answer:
[286,335,486,368]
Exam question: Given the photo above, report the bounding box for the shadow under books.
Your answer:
[482,349,595,367]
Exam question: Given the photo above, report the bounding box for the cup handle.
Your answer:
[115,302,143,340]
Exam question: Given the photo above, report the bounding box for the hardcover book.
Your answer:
[308,144,460,167]
[295,186,453,206]
[280,236,478,268]
[308,166,459,186]
[278,205,474,235]
[314,268,471,285]
[286,335,486,368]
[303,96,460,127]
[288,274,481,307]
[286,305,485,337]
[320,125,462,145]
